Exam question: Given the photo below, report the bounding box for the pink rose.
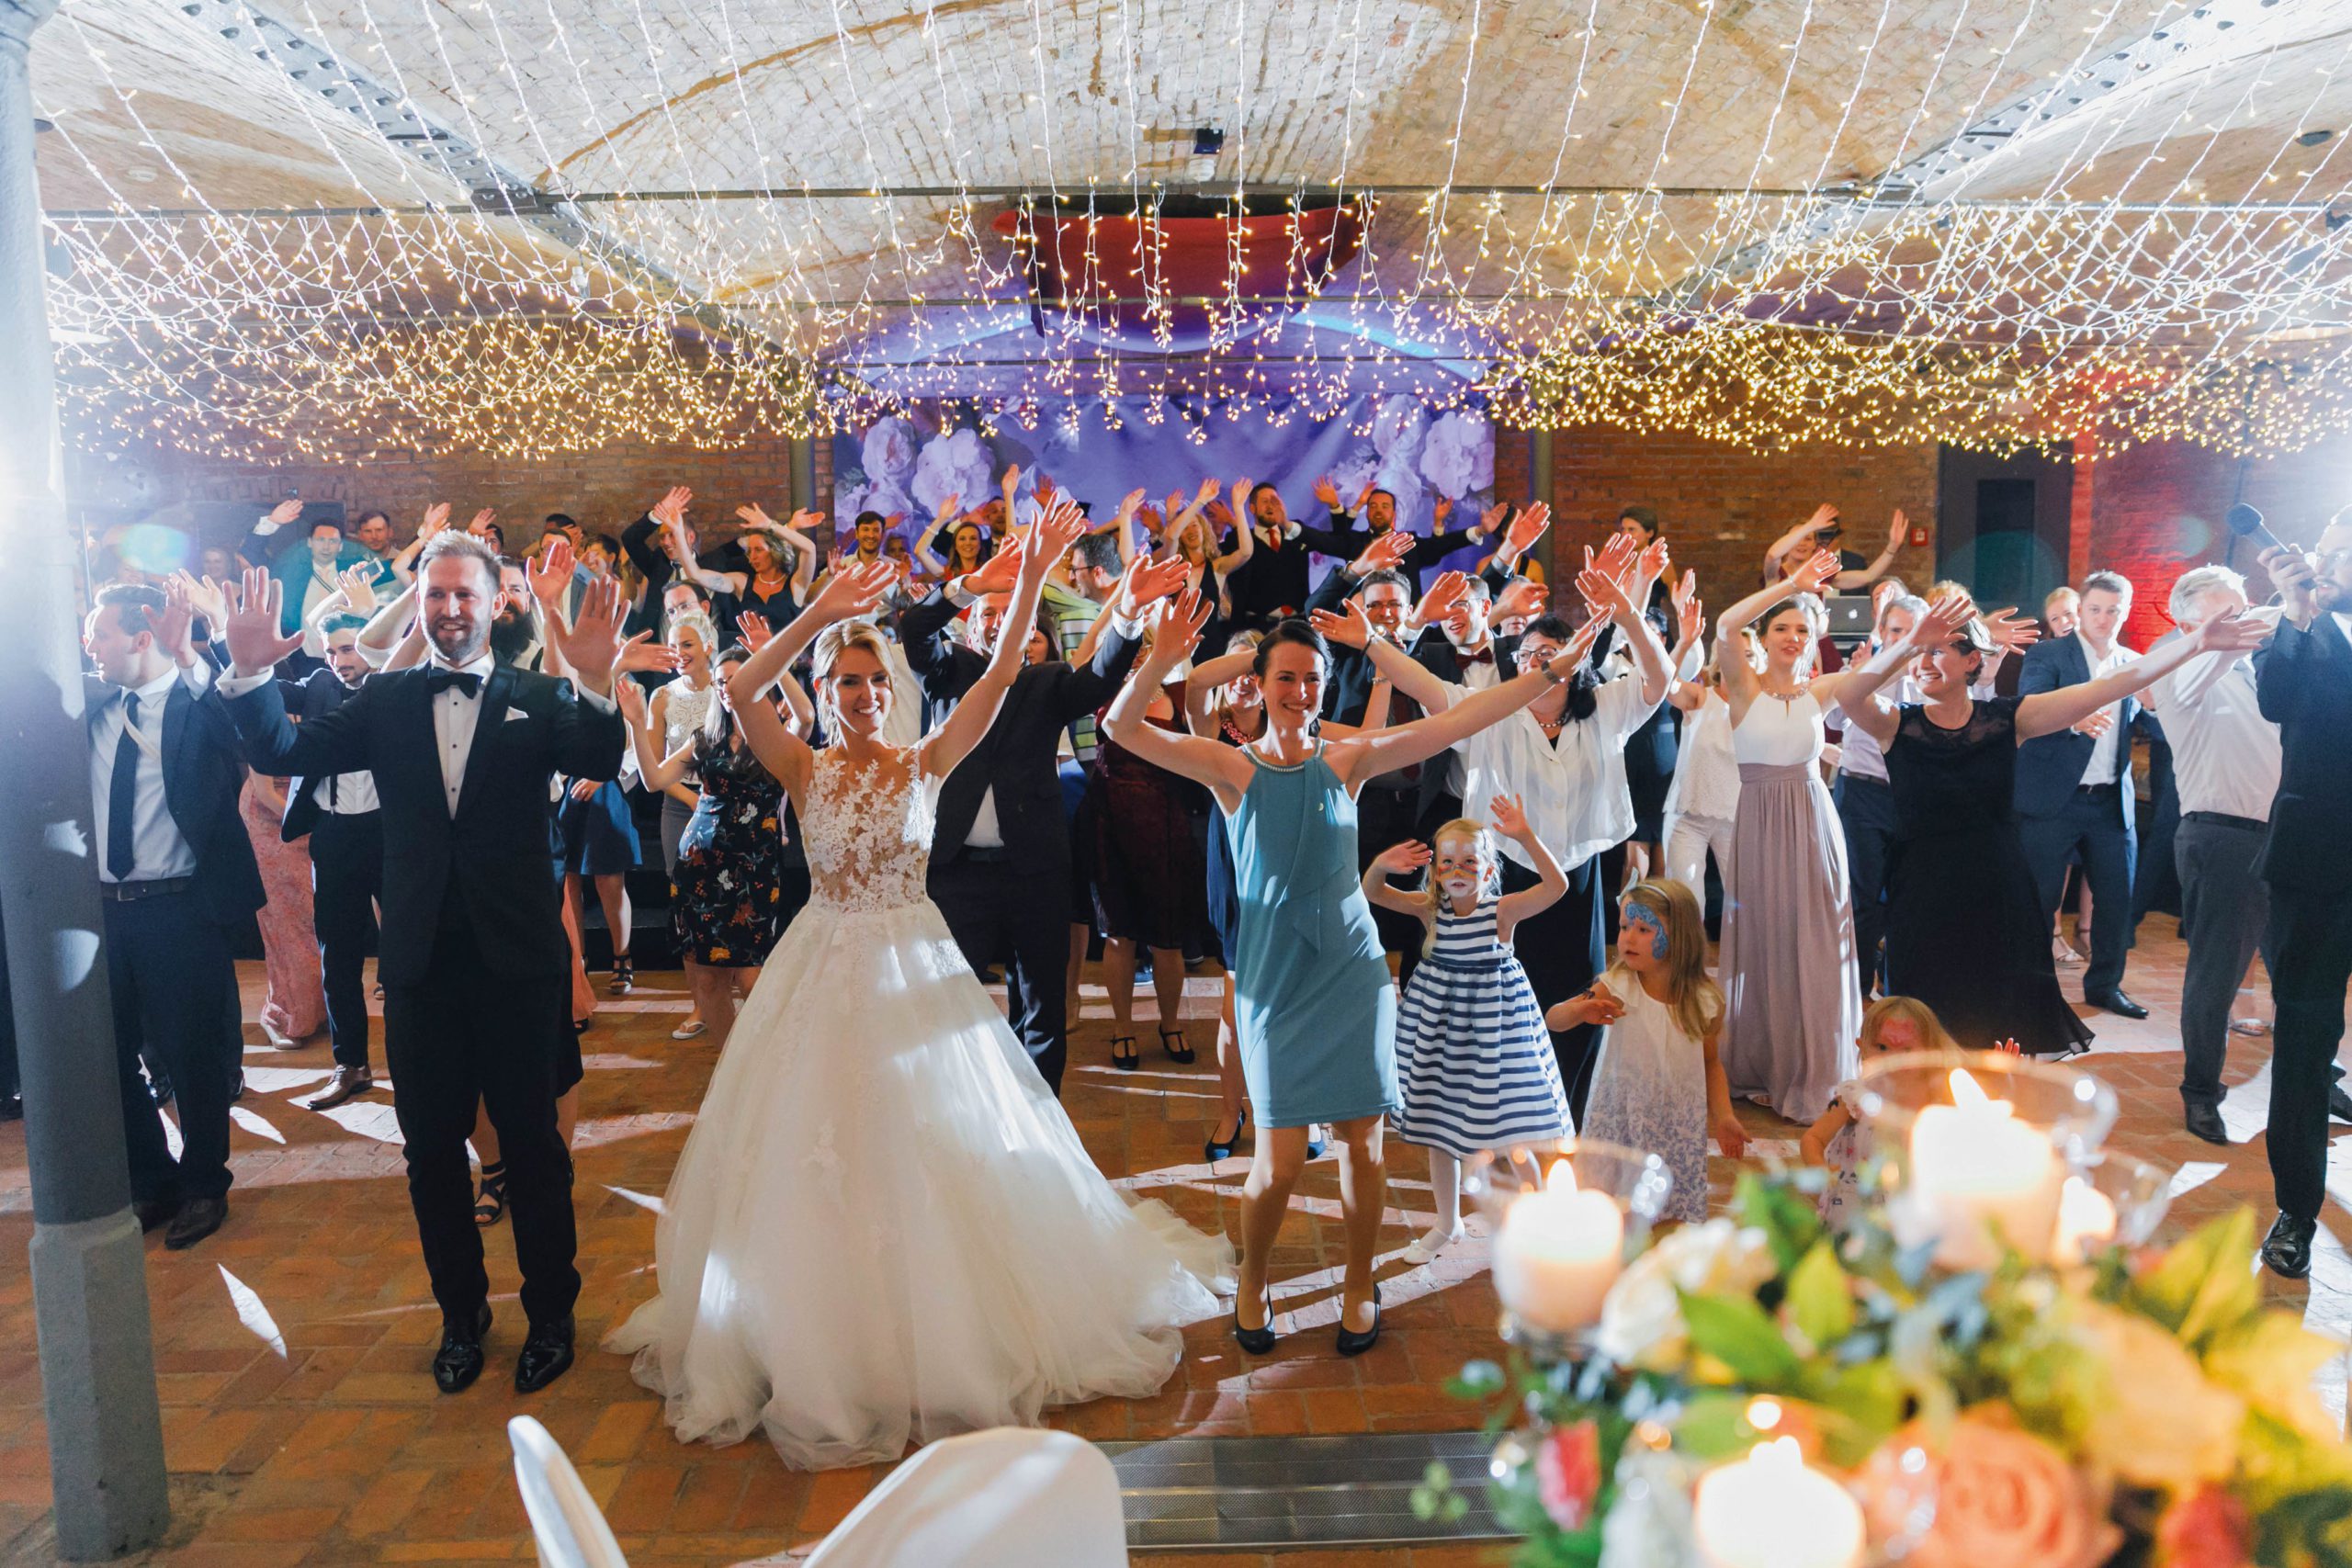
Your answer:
[1536,1420,1603,1530]
[1858,1412,2120,1568]
[2156,1484,2254,1568]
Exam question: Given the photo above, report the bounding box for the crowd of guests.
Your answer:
[57,463,2352,1407]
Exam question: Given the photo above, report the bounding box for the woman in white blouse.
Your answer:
[1327,546,1674,1115]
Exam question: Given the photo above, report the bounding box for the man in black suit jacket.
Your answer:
[81,582,266,1252]
[2252,542,2352,1278]
[218,536,630,1394]
[2014,571,2152,1018]
[277,617,383,1111]
[902,547,1182,1092]
[1308,477,1501,590]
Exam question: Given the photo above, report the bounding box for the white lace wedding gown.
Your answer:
[607,743,1233,1470]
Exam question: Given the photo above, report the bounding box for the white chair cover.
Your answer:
[799,1428,1127,1568]
[508,1415,629,1568]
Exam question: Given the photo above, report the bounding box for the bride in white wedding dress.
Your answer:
[607,503,1233,1471]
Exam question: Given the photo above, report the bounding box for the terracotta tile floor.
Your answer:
[0,921,2345,1566]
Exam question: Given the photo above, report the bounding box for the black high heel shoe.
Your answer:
[1110,1035,1140,1071]
[1204,1105,1249,1162]
[1336,1284,1383,1358]
[1234,1290,1277,1355]
[607,955,635,995]
[1159,1026,1197,1065]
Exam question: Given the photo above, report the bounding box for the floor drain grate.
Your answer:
[1101,1429,1513,1552]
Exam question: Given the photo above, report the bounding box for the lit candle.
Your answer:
[1903,1068,2064,1269]
[1691,1437,1865,1568]
[1492,1161,1624,1333]
[2052,1175,2120,1263]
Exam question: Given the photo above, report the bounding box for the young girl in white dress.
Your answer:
[1364,796,1576,1264]
[1551,878,1749,1224]
[608,511,1231,1471]
[1800,996,1961,1227]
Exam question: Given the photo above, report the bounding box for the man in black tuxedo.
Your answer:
[217,535,631,1394]
[276,616,383,1111]
[1308,476,1501,590]
[2015,570,2152,1019]
[901,536,1185,1093]
[82,581,266,1251]
[2252,541,2352,1279]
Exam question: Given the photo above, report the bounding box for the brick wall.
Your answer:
[1537,426,1943,603]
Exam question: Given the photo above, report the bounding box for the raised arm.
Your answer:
[1717,547,1838,717]
[615,678,695,792]
[1309,598,1455,713]
[1834,510,1906,592]
[727,560,900,795]
[2015,611,2267,740]
[1488,794,1567,939]
[652,491,745,598]
[919,502,1089,780]
[1762,505,1837,581]
[1583,544,1674,708]
[1820,595,1973,748]
[1327,617,1607,791]
[1362,839,1433,918]
[1104,591,1259,807]
[912,492,960,571]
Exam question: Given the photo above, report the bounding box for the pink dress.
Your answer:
[240,774,326,1045]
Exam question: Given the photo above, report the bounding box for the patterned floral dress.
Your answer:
[669,736,787,968]
[240,773,325,1045]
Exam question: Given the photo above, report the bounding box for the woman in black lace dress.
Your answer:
[1830,588,2265,1055]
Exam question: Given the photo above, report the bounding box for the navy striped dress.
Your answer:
[1393,893,1574,1157]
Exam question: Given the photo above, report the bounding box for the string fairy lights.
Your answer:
[30,0,2352,460]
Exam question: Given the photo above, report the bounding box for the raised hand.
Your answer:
[265,498,304,527]
[222,566,303,676]
[1144,586,1215,671]
[1487,793,1532,841]
[1370,840,1431,879]
[614,677,649,726]
[1577,549,1635,620]
[1492,576,1547,626]
[172,570,228,628]
[812,558,901,622]
[1116,487,1147,524]
[1313,474,1341,511]
[962,536,1024,596]
[1914,591,1977,652]
[1115,551,1193,619]
[551,576,625,694]
[1591,528,1638,582]
[1307,599,1374,650]
[1231,478,1256,525]
[735,502,775,530]
[1419,570,1471,627]
[1433,494,1454,527]
[788,508,826,535]
[1501,502,1551,561]
[1634,538,1670,594]
[1353,479,1377,514]
[649,486,691,529]
[2189,606,2270,655]
[1539,613,1608,683]
[1978,604,2041,652]
[1001,463,1022,504]
[1023,500,1089,579]
[616,631,677,677]
[336,563,379,615]
[1193,476,1221,507]
[1671,569,1703,646]
[467,508,498,538]
[1349,526,1415,580]
[1786,547,1840,597]
[418,502,452,540]
[1887,508,1909,555]
[152,575,197,667]
[528,536,576,607]
[932,491,961,525]
[735,611,773,653]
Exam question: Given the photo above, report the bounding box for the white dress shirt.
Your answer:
[91,665,202,884]
[310,677,380,814]
[2142,638,2282,821]
[1445,672,1662,872]
[2333,610,2352,645]
[2073,632,2137,786]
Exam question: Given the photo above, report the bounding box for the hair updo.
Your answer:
[811,619,894,733]
[1250,618,1329,683]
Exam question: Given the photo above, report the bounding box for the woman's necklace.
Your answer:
[753,568,788,596]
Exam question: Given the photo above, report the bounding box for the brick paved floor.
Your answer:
[0,921,2344,1565]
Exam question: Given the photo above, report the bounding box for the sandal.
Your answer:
[607,956,635,996]
[671,1018,708,1041]
[1159,1027,1197,1066]
[471,1161,508,1228]
[1110,1035,1141,1071]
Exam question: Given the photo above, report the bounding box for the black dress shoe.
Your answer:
[164,1196,227,1251]
[1204,1106,1249,1163]
[2331,1085,2352,1124]
[514,1316,576,1393]
[133,1197,180,1234]
[302,1066,376,1112]
[2261,1213,2317,1280]
[1336,1285,1383,1358]
[2086,989,2149,1020]
[433,1303,492,1393]
[2184,1100,2230,1145]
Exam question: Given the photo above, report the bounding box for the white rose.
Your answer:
[1594,1219,1775,1368]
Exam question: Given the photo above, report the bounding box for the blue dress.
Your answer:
[1394,892,1572,1158]
[1225,743,1396,1127]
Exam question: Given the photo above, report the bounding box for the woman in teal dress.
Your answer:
[1103,571,1609,1360]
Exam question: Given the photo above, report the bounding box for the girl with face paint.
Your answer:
[1363,795,1575,1263]
[1554,878,1747,1224]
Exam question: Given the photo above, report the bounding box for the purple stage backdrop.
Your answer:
[830,394,1502,582]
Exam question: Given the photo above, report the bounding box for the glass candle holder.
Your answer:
[1463,1138,1673,1347]
[2054,1153,2176,1262]
[1851,1051,2119,1271]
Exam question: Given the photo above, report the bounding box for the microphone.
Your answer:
[2224,502,2289,556]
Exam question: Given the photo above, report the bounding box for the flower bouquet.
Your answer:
[1421,1054,2352,1568]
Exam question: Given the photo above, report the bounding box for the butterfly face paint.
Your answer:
[1623,901,1668,959]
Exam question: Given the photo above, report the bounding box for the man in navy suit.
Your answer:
[2015,570,2151,1020]
[2252,541,2352,1278]
[218,536,632,1394]
[81,581,266,1251]
[276,616,383,1111]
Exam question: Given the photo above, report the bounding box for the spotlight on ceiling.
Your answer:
[2298,129,2335,147]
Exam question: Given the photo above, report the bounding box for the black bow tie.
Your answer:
[425,668,482,698]
[1459,649,1495,667]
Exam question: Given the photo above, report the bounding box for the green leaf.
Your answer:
[1734,1170,1826,1275]
[1786,1239,1857,1348]
[1679,1289,1803,1384]
[1449,1360,1508,1400]
[1673,1391,1761,1461]
[2131,1208,2259,1347]
[1798,1361,1906,1468]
